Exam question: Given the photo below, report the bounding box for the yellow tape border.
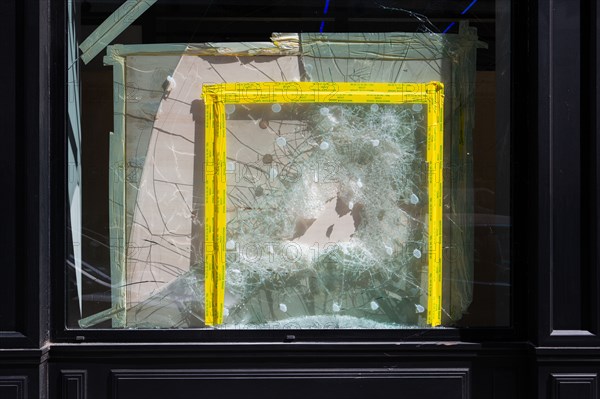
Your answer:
[202,81,444,327]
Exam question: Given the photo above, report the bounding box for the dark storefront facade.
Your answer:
[1,1,600,398]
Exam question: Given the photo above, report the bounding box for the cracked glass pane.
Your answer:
[219,100,429,328]
[67,0,511,330]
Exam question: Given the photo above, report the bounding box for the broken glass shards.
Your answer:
[222,101,430,327]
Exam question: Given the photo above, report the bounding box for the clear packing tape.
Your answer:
[78,25,481,329]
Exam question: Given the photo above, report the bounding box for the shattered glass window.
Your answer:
[67,0,511,329]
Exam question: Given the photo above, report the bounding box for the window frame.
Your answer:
[50,0,531,344]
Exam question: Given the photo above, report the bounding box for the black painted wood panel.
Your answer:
[551,374,598,399]
[549,0,582,333]
[537,0,600,345]
[61,370,87,399]
[0,0,18,334]
[0,0,52,350]
[110,369,469,399]
[0,376,27,399]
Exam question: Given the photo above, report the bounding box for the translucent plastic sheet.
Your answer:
[300,26,484,321]
[77,42,303,328]
[79,0,159,64]
[79,27,480,328]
